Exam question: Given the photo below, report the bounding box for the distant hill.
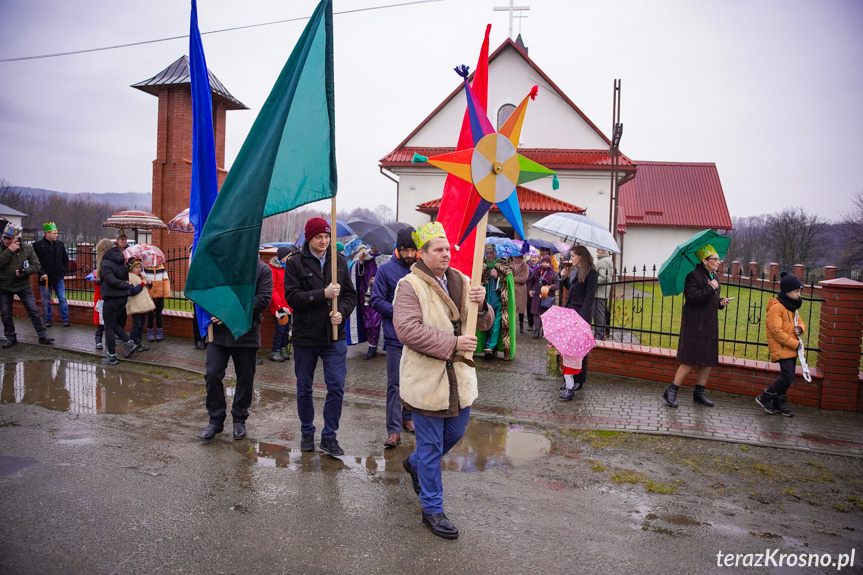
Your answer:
[14,187,151,210]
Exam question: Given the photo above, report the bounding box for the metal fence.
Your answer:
[66,246,194,312]
[598,266,825,364]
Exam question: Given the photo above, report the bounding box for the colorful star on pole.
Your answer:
[412,65,559,245]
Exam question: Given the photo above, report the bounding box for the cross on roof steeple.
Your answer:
[493,0,530,40]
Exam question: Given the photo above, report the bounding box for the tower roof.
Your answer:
[131,55,247,110]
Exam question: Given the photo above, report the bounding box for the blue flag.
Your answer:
[186,0,336,338]
[188,0,218,339]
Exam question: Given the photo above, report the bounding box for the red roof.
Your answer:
[379,39,635,169]
[381,147,635,171]
[417,186,584,215]
[618,162,732,231]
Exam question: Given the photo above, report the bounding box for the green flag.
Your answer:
[186,0,336,338]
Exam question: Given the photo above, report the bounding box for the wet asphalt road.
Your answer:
[0,359,858,574]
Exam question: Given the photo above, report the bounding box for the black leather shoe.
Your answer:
[693,385,714,407]
[364,347,377,360]
[422,512,458,539]
[319,437,344,457]
[195,340,206,350]
[2,338,17,349]
[663,384,679,408]
[199,423,223,440]
[301,433,315,452]
[233,422,246,440]
[38,336,55,345]
[402,457,421,496]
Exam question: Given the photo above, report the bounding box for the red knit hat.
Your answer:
[304,217,331,241]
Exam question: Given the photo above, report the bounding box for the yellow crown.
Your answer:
[695,244,718,262]
[412,221,447,249]
[43,222,58,232]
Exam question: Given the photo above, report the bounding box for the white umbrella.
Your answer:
[531,213,620,254]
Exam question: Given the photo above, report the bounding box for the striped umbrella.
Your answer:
[102,210,168,230]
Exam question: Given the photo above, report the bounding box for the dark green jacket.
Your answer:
[0,242,41,292]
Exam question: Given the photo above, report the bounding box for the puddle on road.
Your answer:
[230,419,551,475]
[0,455,38,478]
[0,360,197,414]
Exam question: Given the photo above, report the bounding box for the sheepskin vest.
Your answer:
[398,270,478,412]
[126,273,156,315]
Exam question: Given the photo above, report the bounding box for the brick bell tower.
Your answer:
[131,56,247,274]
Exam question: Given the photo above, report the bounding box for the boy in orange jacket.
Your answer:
[756,272,805,417]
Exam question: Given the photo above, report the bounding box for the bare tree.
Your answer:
[837,190,863,267]
[764,207,825,270]
[373,204,395,223]
[725,215,771,266]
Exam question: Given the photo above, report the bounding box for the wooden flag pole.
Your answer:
[331,198,339,341]
[461,213,489,361]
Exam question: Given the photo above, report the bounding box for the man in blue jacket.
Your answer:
[370,227,417,448]
[284,217,358,457]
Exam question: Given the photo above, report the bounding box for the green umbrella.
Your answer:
[658,229,731,296]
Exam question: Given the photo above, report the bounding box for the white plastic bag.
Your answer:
[794,311,812,382]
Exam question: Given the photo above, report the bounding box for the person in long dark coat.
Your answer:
[560,245,597,399]
[663,245,731,408]
[526,255,559,338]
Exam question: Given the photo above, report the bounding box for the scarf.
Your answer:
[777,292,802,311]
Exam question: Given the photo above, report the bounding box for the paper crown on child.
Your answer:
[43,222,58,232]
[3,222,21,238]
[115,229,127,239]
[411,222,447,249]
[695,244,718,262]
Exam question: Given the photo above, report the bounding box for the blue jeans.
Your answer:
[409,407,471,514]
[294,340,347,439]
[386,345,412,434]
[272,319,290,351]
[40,279,69,323]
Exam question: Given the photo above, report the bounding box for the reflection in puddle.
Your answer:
[0,456,38,478]
[0,360,197,414]
[232,420,551,476]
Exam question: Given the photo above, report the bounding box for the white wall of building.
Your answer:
[620,226,700,273]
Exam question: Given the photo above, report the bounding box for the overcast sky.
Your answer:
[1,0,861,221]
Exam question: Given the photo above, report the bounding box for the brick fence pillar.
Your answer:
[794,264,806,283]
[768,263,780,282]
[817,278,863,411]
[731,261,740,277]
[824,266,837,280]
[748,261,759,278]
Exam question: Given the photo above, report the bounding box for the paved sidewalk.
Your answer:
[7,323,863,457]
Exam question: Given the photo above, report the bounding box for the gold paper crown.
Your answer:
[695,244,718,262]
[412,221,447,249]
[43,222,57,232]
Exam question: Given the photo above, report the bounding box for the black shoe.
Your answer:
[38,336,54,345]
[693,385,714,407]
[233,422,246,440]
[195,340,206,350]
[422,512,459,539]
[100,354,119,365]
[402,457,421,496]
[301,433,316,452]
[122,339,137,358]
[663,384,679,408]
[519,324,524,334]
[364,347,377,360]
[560,388,575,401]
[755,391,779,415]
[95,341,103,350]
[319,437,344,457]
[484,349,494,359]
[63,321,70,327]
[199,423,223,440]
[44,321,52,328]
[2,338,17,349]
[135,341,149,352]
[774,395,794,417]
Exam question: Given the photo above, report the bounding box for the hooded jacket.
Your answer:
[0,241,40,293]
[284,242,357,347]
[98,246,132,299]
[766,298,806,362]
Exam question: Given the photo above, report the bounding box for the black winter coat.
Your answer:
[565,268,598,325]
[33,237,69,285]
[99,247,132,300]
[210,260,272,348]
[676,264,725,367]
[284,243,358,347]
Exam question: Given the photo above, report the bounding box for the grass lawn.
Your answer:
[609,283,823,365]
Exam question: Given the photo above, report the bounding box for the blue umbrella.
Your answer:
[485,237,521,258]
[526,238,559,253]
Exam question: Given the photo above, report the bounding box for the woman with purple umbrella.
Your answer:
[560,246,598,399]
